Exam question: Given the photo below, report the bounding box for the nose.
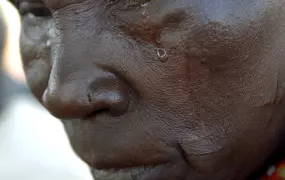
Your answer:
[42,67,130,120]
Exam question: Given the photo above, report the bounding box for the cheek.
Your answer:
[136,0,283,152]
[144,0,282,105]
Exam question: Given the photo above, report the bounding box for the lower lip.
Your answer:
[91,165,160,180]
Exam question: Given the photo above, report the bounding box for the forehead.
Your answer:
[47,0,284,56]
[45,0,282,13]
[44,0,284,62]
[46,0,284,29]
[45,0,284,37]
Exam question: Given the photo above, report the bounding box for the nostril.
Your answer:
[87,89,130,117]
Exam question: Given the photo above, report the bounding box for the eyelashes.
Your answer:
[105,0,152,8]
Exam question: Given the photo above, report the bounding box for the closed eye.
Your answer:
[105,0,152,8]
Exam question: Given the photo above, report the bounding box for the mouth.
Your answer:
[63,119,190,179]
[91,165,159,180]
[90,162,189,180]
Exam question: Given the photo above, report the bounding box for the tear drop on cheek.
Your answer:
[156,48,168,62]
[46,40,51,47]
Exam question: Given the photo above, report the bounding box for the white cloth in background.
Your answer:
[0,94,93,180]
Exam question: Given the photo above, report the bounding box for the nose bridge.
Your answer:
[43,58,91,116]
[47,39,95,94]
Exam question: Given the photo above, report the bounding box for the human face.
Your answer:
[20,0,285,180]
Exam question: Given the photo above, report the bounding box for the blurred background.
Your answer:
[0,1,93,180]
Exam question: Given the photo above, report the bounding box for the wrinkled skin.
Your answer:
[13,0,285,180]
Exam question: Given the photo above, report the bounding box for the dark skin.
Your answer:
[13,0,285,179]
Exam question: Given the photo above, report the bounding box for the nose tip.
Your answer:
[42,74,130,120]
